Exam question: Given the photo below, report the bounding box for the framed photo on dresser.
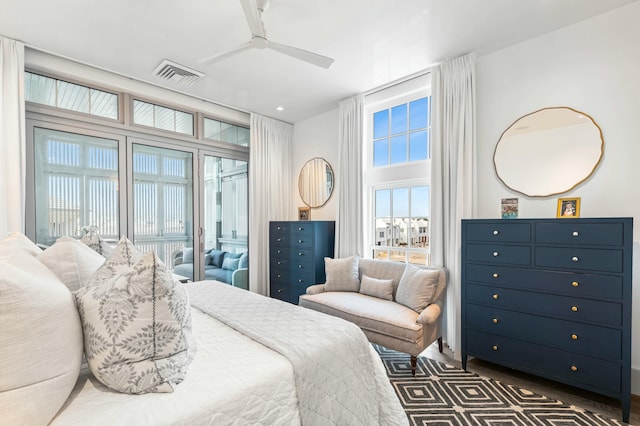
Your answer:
[556,197,581,218]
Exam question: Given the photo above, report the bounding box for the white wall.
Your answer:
[475,2,640,392]
[291,108,340,221]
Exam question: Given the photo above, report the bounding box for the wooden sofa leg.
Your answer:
[438,336,443,353]
[411,356,417,376]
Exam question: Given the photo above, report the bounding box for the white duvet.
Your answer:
[51,281,408,426]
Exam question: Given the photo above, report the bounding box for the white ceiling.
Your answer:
[1,0,637,123]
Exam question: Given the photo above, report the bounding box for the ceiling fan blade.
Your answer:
[198,41,254,65]
[239,0,265,37]
[267,41,335,69]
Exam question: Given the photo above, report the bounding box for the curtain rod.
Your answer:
[364,67,435,98]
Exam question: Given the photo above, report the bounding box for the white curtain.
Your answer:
[335,94,364,258]
[430,54,476,356]
[248,113,292,295]
[0,37,26,238]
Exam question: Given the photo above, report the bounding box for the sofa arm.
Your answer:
[232,268,248,290]
[416,303,442,326]
[305,284,326,295]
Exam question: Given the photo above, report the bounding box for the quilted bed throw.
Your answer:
[187,281,394,426]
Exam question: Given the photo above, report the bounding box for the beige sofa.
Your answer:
[299,258,447,375]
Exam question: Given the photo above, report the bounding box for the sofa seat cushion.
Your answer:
[299,292,422,343]
[205,267,233,283]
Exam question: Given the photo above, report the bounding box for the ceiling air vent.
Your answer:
[153,59,204,88]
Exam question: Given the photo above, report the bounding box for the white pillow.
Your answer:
[359,274,394,301]
[324,256,360,292]
[86,235,142,287]
[0,248,83,426]
[0,231,42,256]
[395,264,440,313]
[75,251,193,394]
[37,236,106,292]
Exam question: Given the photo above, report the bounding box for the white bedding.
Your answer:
[50,308,301,426]
[51,281,408,426]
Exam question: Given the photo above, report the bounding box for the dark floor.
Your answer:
[420,342,640,425]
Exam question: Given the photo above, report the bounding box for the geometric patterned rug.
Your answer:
[374,345,624,426]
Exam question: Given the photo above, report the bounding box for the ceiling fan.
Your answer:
[198,0,334,69]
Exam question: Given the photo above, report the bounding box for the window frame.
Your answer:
[363,74,432,265]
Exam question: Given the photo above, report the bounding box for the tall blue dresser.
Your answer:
[269,221,335,304]
[461,218,633,423]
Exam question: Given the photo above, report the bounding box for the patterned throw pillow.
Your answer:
[86,236,142,287]
[324,256,360,292]
[80,228,113,258]
[395,264,440,313]
[358,274,394,301]
[74,251,193,394]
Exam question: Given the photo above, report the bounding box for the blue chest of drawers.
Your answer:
[269,221,335,304]
[461,218,633,422]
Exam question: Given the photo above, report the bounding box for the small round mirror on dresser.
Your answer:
[298,157,334,208]
[493,107,604,197]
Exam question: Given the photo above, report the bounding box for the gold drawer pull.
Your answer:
[571,256,579,262]
[493,251,499,257]
[298,279,304,283]
[571,334,579,340]
[492,318,499,324]
[299,239,304,243]
[277,288,283,293]
[298,227,304,231]
[572,231,579,237]
[492,294,499,300]
[298,265,303,269]
[492,273,499,278]
[298,252,304,256]
[492,345,498,351]
[571,306,578,312]
[572,281,579,287]
[277,274,282,278]
[570,365,578,372]
[493,230,499,236]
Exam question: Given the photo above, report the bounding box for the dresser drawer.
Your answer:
[465,304,621,359]
[536,222,624,246]
[465,329,621,394]
[290,234,314,249]
[270,267,290,284]
[270,233,290,247]
[289,223,315,236]
[464,264,623,300]
[535,247,623,273]
[466,243,530,265]
[465,222,531,243]
[466,284,622,326]
[290,271,316,287]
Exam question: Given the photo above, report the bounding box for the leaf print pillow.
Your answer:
[74,251,193,394]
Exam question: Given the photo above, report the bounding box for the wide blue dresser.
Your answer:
[269,220,335,304]
[461,218,633,422]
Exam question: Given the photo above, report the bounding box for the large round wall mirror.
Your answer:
[298,157,334,208]
[493,107,604,197]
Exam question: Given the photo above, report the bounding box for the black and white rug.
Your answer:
[374,345,623,426]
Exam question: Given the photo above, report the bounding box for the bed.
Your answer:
[0,233,408,425]
[50,281,409,426]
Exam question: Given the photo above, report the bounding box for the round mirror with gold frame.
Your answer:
[298,157,334,208]
[493,107,604,197]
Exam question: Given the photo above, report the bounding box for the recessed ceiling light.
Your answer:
[276,106,284,111]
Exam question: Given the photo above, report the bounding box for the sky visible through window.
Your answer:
[373,97,429,167]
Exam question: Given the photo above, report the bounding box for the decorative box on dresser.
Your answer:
[461,218,633,423]
[269,221,335,304]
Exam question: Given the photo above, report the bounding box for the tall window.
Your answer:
[26,71,250,281]
[365,74,431,265]
[33,128,120,245]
